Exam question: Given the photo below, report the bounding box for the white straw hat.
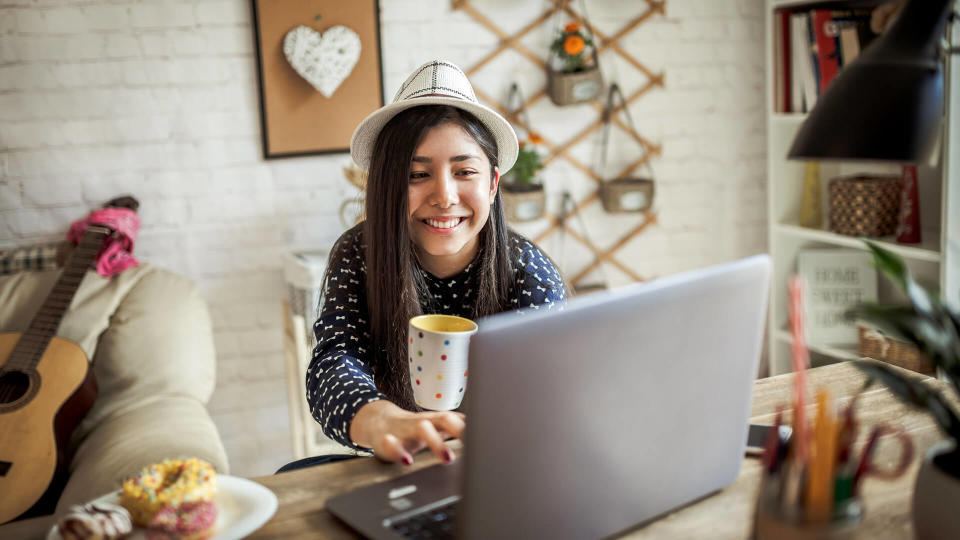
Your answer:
[350,60,519,174]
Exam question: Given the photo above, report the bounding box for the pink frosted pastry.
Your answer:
[57,502,133,540]
[146,500,218,540]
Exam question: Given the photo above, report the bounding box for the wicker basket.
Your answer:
[600,177,654,213]
[502,184,546,222]
[828,174,901,237]
[858,325,934,375]
[547,65,603,106]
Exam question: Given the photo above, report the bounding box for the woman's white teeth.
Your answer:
[426,218,461,229]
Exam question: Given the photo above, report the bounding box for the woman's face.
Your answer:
[407,122,499,278]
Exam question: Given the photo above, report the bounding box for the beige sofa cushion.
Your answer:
[77,265,218,437]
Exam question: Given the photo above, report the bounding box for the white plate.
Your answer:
[47,475,278,540]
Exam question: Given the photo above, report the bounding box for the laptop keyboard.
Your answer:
[390,500,458,539]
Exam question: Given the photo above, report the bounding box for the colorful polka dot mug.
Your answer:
[408,314,478,411]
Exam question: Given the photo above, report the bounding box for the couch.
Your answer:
[0,258,229,537]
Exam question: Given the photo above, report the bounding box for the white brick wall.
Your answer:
[0,0,766,477]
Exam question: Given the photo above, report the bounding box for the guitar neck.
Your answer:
[6,226,111,372]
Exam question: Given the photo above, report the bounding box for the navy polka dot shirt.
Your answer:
[306,225,567,449]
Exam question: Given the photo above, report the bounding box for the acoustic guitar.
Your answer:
[0,197,137,524]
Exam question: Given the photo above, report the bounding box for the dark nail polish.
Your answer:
[402,455,412,466]
[444,449,455,463]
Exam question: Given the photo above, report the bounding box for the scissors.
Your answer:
[851,423,914,491]
[834,397,914,499]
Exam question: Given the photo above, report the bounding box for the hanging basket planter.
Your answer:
[502,183,546,222]
[546,16,603,106]
[596,83,658,214]
[600,177,654,213]
[547,61,603,106]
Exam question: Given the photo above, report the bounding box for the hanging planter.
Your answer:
[547,19,603,106]
[501,83,547,222]
[597,83,657,214]
[600,178,654,213]
[502,182,546,222]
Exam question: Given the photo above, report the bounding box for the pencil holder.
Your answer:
[753,484,863,539]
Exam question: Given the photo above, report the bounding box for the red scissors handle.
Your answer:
[853,424,914,487]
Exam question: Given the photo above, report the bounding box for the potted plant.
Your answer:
[501,134,546,222]
[845,239,960,539]
[546,21,602,106]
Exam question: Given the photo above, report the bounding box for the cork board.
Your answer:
[252,0,384,158]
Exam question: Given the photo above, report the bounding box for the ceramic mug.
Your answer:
[408,314,478,410]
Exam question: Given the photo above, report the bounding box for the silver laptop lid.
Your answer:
[460,255,771,539]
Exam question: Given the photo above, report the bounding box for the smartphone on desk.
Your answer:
[745,424,792,456]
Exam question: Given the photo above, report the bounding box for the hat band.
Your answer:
[401,86,477,103]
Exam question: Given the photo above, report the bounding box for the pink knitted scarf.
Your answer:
[67,207,141,277]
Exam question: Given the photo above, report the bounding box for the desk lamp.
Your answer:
[787,0,957,163]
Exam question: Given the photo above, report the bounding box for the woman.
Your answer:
[305,61,566,467]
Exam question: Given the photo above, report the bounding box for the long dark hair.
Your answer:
[364,105,515,410]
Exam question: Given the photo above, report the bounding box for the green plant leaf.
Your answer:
[863,239,908,290]
[855,238,960,391]
[855,360,960,441]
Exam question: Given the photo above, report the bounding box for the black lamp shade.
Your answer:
[787,0,953,163]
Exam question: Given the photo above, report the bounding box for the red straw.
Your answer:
[788,276,810,462]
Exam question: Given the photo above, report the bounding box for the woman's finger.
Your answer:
[414,419,454,463]
[431,412,466,441]
[376,433,414,466]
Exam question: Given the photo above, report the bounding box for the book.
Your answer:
[804,11,821,101]
[830,9,875,65]
[812,10,840,93]
[791,12,818,112]
[774,9,792,113]
[797,249,878,346]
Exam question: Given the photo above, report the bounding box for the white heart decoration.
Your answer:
[283,25,361,98]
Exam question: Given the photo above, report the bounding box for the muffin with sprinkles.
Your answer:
[119,457,217,528]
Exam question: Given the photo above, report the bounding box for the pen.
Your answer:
[852,427,883,493]
[835,396,858,466]
[763,409,784,475]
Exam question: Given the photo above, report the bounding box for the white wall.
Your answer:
[0,0,766,477]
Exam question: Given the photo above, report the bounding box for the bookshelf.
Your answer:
[764,0,960,375]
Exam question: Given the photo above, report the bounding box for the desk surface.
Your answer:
[248,362,953,539]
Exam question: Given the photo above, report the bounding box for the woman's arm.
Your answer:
[515,238,568,310]
[306,230,385,448]
[307,229,466,463]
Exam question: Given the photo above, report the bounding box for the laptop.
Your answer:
[327,255,771,539]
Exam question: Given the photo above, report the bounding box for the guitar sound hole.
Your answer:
[0,370,31,404]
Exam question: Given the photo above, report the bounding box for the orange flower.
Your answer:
[563,35,585,56]
[564,21,581,33]
[528,133,544,145]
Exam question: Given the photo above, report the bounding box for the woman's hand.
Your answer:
[350,400,465,465]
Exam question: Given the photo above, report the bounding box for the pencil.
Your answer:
[805,387,837,523]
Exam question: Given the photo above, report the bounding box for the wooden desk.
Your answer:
[249,363,953,539]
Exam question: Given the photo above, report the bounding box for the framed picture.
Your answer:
[797,249,878,346]
[251,0,384,158]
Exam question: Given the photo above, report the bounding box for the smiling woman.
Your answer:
[298,61,568,469]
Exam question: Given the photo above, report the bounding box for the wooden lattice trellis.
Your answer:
[452,0,666,288]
